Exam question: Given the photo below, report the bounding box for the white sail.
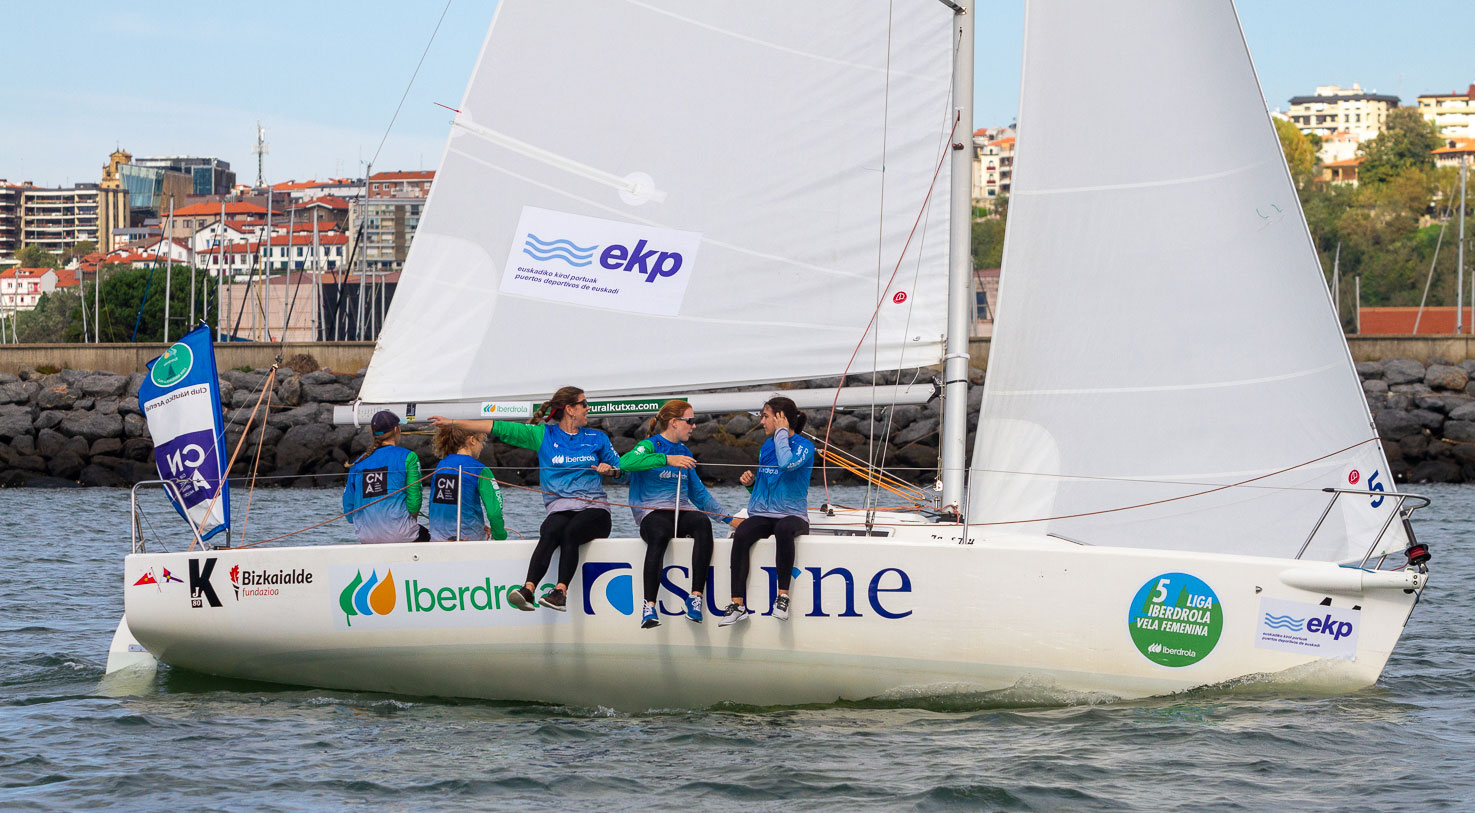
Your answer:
[967,0,1405,563]
[361,0,955,403]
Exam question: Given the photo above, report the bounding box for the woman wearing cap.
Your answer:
[618,399,739,629]
[719,396,814,627]
[431,386,620,612]
[427,424,507,542]
[342,410,428,544]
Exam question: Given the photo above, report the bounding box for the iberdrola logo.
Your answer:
[339,569,396,626]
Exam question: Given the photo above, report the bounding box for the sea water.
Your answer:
[2,482,1471,811]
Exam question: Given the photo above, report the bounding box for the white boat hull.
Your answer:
[122,525,1423,710]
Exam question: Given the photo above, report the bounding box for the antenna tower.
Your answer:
[252,122,270,188]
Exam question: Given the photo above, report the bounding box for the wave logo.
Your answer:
[523,234,596,267]
[338,569,397,626]
[581,561,635,616]
[1147,642,1163,654]
[1263,613,1306,632]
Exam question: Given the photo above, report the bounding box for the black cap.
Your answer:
[370,410,400,436]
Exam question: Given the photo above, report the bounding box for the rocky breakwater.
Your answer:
[0,367,975,489]
[1361,358,1475,483]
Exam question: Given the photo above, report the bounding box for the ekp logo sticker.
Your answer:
[501,206,702,317]
[1254,597,1360,660]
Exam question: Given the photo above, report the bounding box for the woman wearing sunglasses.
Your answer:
[719,396,814,627]
[430,385,619,612]
[618,399,739,629]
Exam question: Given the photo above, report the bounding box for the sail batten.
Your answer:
[967,0,1402,563]
[361,0,955,405]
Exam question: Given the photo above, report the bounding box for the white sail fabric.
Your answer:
[361,0,955,403]
[967,0,1404,563]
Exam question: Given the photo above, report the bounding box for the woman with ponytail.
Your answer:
[430,385,619,612]
[426,425,506,542]
[619,400,738,629]
[719,396,814,627]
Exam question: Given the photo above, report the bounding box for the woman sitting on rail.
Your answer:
[619,399,740,629]
[720,396,814,626]
[427,424,507,542]
[342,410,428,544]
[431,386,620,612]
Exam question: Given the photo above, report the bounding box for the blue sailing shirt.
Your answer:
[491,422,621,514]
[427,453,507,541]
[618,435,732,524]
[342,444,423,543]
[748,428,814,520]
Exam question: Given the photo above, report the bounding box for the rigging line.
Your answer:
[820,107,960,507]
[235,471,434,549]
[189,365,278,550]
[861,0,897,519]
[238,376,275,544]
[370,0,453,169]
[963,438,1382,529]
[1413,179,1459,334]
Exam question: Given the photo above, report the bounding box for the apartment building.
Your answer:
[1418,84,1475,137]
[0,182,25,256]
[19,184,129,255]
[0,267,61,312]
[272,178,365,202]
[1287,84,1398,140]
[134,156,236,196]
[367,170,433,199]
[977,132,1014,204]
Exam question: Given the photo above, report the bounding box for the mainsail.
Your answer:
[967,0,1404,563]
[360,0,955,403]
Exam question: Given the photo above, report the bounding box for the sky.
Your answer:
[3,1,1472,188]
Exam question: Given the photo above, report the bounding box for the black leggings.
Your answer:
[730,515,807,603]
[639,510,715,603]
[527,508,612,588]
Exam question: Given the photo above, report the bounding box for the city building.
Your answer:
[19,184,129,255]
[0,267,59,313]
[1287,84,1398,140]
[1316,130,1362,165]
[271,178,364,201]
[0,181,26,257]
[105,149,192,221]
[167,200,269,239]
[1321,156,1362,186]
[977,133,1014,203]
[1417,84,1475,137]
[1432,137,1475,170]
[290,196,351,231]
[367,170,433,199]
[352,197,425,271]
[133,156,236,196]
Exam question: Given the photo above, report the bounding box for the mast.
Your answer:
[1460,152,1467,333]
[940,0,974,518]
[163,202,174,343]
[217,201,227,342]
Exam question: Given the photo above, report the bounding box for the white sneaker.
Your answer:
[717,603,751,627]
[773,594,790,621]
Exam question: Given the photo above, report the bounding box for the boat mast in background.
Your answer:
[941,0,974,517]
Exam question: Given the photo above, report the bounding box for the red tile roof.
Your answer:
[53,268,79,287]
[368,170,434,181]
[290,195,350,210]
[171,200,268,217]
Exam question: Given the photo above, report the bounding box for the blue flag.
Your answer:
[137,324,230,541]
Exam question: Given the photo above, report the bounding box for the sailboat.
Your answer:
[111,0,1433,710]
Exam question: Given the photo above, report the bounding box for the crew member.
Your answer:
[720,396,813,626]
[343,410,428,544]
[427,424,508,541]
[619,399,738,628]
[432,386,619,611]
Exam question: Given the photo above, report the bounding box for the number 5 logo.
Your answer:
[1368,469,1385,509]
[1152,577,1170,603]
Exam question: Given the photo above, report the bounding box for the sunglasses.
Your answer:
[675,417,697,425]
[570,400,589,408]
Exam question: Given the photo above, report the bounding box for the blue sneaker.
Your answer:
[686,594,703,624]
[641,602,660,629]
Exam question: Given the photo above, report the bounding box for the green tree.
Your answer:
[13,244,60,269]
[972,209,1007,270]
[14,288,80,343]
[1274,116,1316,188]
[1358,107,1440,185]
[69,263,217,342]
